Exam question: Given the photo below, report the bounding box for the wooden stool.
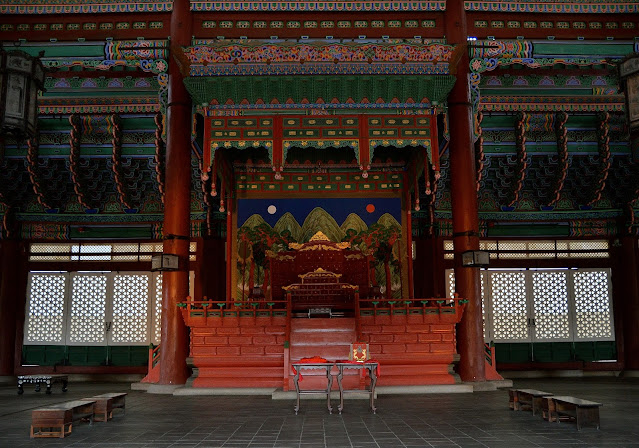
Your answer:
[508,389,517,410]
[541,396,556,421]
[31,400,95,438]
[552,396,603,430]
[82,393,127,422]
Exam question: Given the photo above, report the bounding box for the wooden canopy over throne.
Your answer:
[269,231,371,311]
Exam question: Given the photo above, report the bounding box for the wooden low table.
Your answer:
[291,362,334,415]
[18,374,68,395]
[81,393,127,422]
[551,396,602,430]
[335,361,378,414]
[31,400,95,438]
[511,389,553,415]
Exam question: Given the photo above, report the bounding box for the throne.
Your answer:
[269,231,371,311]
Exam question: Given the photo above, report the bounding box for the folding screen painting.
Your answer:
[236,197,404,301]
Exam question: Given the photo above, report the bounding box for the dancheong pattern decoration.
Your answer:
[0,0,172,14]
[2,0,636,14]
[204,114,437,180]
[184,41,454,77]
[105,40,168,61]
[1,8,638,239]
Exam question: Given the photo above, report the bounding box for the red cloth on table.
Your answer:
[291,356,329,380]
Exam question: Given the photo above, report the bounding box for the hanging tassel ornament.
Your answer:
[412,174,419,211]
[274,165,283,180]
[219,183,225,212]
[210,157,218,197]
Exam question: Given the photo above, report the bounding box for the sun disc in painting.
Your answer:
[366,204,375,213]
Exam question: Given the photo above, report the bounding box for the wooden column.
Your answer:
[201,237,226,300]
[445,0,486,382]
[158,0,192,385]
[414,236,446,298]
[616,236,639,370]
[0,240,24,376]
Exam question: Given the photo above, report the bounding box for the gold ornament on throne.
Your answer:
[288,231,351,251]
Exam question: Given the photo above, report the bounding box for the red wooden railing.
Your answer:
[179,296,289,316]
[141,344,161,383]
[357,294,467,322]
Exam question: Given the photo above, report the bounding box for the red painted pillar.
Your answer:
[158,0,192,385]
[0,240,24,376]
[445,0,486,382]
[616,236,639,370]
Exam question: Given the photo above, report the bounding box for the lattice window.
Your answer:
[557,241,609,258]
[532,272,570,340]
[190,242,198,262]
[569,241,608,251]
[153,273,163,344]
[29,242,197,262]
[71,244,112,261]
[68,274,107,344]
[479,241,498,259]
[497,241,527,259]
[528,241,556,259]
[25,274,67,343]
[443,239,608,260]
[112,243,141,262]
[481,271,486,339]
[111,274,149,344]
[490,272,529,341]
[444,240,454,259]
[446,270,487,339]
[446,269,455,297]
[139,243,163,261]
[573,270,613,340]
[29,243,72,261]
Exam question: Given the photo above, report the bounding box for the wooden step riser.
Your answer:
[290,331,357,345]
[290,318,358,362]
[291,318,356,332]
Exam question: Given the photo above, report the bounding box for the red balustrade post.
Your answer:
[616,236,639,370]
[445,0,486,383]
[158,0,192,386]
[0,240,26,376]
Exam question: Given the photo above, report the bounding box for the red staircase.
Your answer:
[287,317,363,391]
[484,343,504,381]
[141,345,160,384]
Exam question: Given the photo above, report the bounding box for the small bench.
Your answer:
[550,396,602,430]
[510,389,553,415]
[81,393,127,422]
[31,400,95,438]
[18,374,68,395]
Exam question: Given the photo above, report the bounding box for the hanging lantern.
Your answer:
[0,48,45,141]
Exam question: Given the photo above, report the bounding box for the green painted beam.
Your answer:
[4,146,156,157]
[69,226,152,239]
[38,116,159,131]
[533,42,635,58]
[184,75,456,106]
[481,88,600,96]
[487,223,570,237]
[12,44,106,58]
[482,114,602,128]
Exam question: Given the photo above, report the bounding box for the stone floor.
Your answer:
[1,377,639,447]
